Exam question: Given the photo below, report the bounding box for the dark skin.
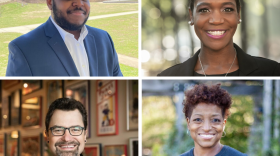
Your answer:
[187,103,227,156]
[189,0,241,75]
[46,0,90,40]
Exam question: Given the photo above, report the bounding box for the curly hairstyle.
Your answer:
[188,0,241,13]
[45,98,88,132]
[183,84,232,119]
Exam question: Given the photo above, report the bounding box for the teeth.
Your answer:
[207,31,225,36]
[200,134,214,138]
[61,145,74,148]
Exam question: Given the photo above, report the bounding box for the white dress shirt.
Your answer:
[50,16,90,76]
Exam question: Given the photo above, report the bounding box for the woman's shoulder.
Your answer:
[179,148,194,156]
[217,145,247,156]
[157,63,185,76]
[249,55,280,76]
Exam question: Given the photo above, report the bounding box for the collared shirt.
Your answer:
[50,16,90,76]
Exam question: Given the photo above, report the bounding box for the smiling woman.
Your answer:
[158,0,280,76]
[181,84,247,156]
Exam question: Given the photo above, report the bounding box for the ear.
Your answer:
[45,130,49,142]
[223,119,227,131]
[188,8,193,24]
[186,117,190,127]
[237,7,241,22]
[46,0,53,10]
[84,130,88,137]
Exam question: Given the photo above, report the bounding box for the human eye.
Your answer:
[71,126,82,131]
[198,8,210,13]
[212,118,221,123]
[224,8,234,12]
[193,118,202,122]
[53,127,64,132]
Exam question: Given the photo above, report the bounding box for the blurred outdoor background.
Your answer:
[142,80,280,156]
[141,0,280,76]
[0,0,138,77]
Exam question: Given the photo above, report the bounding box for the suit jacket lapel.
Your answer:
[179,50,200,76]
[84,32,98,76]
[44,18,80,76]
[234,44,258,76]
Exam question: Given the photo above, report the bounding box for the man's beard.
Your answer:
[52,0,89,31]
[55,141,80,156]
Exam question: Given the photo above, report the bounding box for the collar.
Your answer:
[50,16,88,42]
[178,43,259,76]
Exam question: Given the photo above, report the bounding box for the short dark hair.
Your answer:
[188,0,241,13]
[45,98,88,132]
[183,84,232,119]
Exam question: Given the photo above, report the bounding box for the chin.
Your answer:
[198,141,217,148]
[202,40,232,51]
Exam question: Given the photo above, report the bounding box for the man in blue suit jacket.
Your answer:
[6,0,123,76]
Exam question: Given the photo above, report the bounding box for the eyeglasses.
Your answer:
[49,126,85,136]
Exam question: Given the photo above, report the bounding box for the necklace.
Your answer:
[198,49,237,77]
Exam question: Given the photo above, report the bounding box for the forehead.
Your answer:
[49,109,84,127]
[194,0,236,6]
[191,103,222,116]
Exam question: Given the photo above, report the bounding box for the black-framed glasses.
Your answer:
[50,126,85,136]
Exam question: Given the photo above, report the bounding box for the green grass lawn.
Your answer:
[86,13,138,58]
[0,32,23,76]
[120,63,138,77]
[0,2,138,28]
[0,2,138,77]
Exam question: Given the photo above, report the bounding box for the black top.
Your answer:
[158,44,280,76]
[193,69,239,76]
[180,145,247,156]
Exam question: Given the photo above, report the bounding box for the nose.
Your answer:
[209,11,224,24]
[202,120,211,131]
[72,0,84,7]
[61,129,72,141]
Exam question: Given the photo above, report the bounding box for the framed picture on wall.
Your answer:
[21,135,40,156]
[6,131,20,156]
[22,80,42,95]
[84,143,102,156]
[104,145,127,156]
[96,80,118,136]
[21,97,42,128]
[2,80,20,90]
[129,138,138,156]
[47,80,63,108]
[10,90,21,126]
[0,134,5,156]
[2,96,9,128]
[65,81,90,138]
[127,80,138,131]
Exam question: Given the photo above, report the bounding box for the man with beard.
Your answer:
[45,98,88,156]
[6,0,123,76]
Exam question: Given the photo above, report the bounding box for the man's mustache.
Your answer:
[55,141,80,147]
[67,7,86,14]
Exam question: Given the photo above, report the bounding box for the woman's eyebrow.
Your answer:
[196,2,236,8]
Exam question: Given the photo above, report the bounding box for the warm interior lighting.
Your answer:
[23,83,28,88]
[11,131,18,138]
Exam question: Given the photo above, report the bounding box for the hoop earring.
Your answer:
[222,131,226,137]
[187,129,190,136]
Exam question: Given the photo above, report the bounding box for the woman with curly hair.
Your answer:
[180,84,247,156]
